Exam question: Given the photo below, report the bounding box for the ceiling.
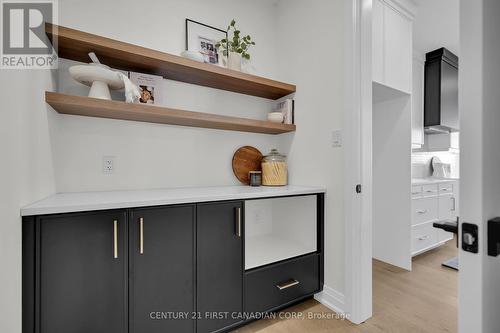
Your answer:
[413,0,459,56]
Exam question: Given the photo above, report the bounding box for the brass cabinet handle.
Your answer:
[416,209,428,214]
[236,207,242,237]
[113,220,118,259]
[276,279,300,290]
[139,217,144,255]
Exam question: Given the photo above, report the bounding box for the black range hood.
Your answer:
[424,48,459,134]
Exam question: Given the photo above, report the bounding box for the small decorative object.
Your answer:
[262,149,288,186]
[116,72,141,103]
[185,19,227,65]
[69,63,125,100]
[275,98,295,124]
[129,72,163,105]
[267,112,284,123]
[180,50,205,63]
[215,19,256,71]
[249,171,262,187]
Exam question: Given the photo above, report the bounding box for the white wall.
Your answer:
[413,0,459,55]
[54,0,287,192]
[0,72,56,332]
[273,0,345,294]
[0,0,347,330]
[412,151,460,178]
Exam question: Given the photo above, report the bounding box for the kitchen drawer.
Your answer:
[412,197,438,226]
[245,254,319,313]
[422,184,439,197]
[438,183,454,194]
[412,222,438,255]
[411,186,423,198]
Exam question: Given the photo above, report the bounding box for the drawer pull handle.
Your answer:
[276,279,300,290]
[441,188,449,191]
[425,190,434,193]
[412,192,420,195]
[236,207,242,238]
[113,220,118,259]
[139,217,144,255]
[418,235,429,241]
[451,197,456,211]
[416,210,428,214]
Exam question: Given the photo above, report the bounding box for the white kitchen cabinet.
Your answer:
[411,180,458,256]
[412,56,425,147]
[372,0,413,93]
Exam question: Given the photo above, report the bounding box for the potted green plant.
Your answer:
[215,19,255,71]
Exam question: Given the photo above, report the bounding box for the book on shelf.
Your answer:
[274,98,294,124]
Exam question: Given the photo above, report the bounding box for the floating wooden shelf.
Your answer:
[46,92,296,135]
[46,23,296,100]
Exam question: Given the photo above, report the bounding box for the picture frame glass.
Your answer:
[186,19,227,65]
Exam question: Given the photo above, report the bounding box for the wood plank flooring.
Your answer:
[235,239,457,333]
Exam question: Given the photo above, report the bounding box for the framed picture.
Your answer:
[185,19,227,65]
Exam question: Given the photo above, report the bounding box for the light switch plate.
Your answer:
[332,130,342,147]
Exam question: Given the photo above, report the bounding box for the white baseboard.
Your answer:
[314,285,345,315]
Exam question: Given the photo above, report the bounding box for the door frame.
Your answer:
[343,0,373,324]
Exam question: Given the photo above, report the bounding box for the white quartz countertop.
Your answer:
[21,185,326,217]
[411,178,459,185]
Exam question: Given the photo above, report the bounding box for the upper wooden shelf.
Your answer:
[46,92,296,135]
[46,23,296,100]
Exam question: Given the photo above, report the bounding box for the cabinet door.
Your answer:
[130,205,195,333]
[197,201,243,333]
[438,194,455,242]
[384,4,412,92]
[39,210,127,333]
[372,0,385,83]
[412,57,425,147]
[438,194,455,220]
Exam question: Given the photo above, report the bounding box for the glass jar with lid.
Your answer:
[261,149,288,186]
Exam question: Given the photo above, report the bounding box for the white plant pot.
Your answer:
[228,52,242,71]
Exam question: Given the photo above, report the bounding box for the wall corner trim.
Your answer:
[314,285,346,316]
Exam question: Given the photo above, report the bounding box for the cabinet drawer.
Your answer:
[411,186,423,198]
[412,197,438,225]
[412,222,438,255]
[422,184,439,197]
[245,254,319,313]
[439,183,453,194]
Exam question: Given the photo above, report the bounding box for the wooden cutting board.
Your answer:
[232,146,263,185]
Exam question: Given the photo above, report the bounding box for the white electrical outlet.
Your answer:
[103,156,115,174]
[332,129,342,147]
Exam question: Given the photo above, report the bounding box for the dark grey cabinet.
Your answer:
[37,210,128,333]
[23,194,324,333]
[129,205,195,333]
[196,201,244,333]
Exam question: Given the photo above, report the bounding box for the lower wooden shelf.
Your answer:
[45,92,296,135]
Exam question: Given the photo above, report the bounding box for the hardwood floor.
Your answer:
[235,239,457,333]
